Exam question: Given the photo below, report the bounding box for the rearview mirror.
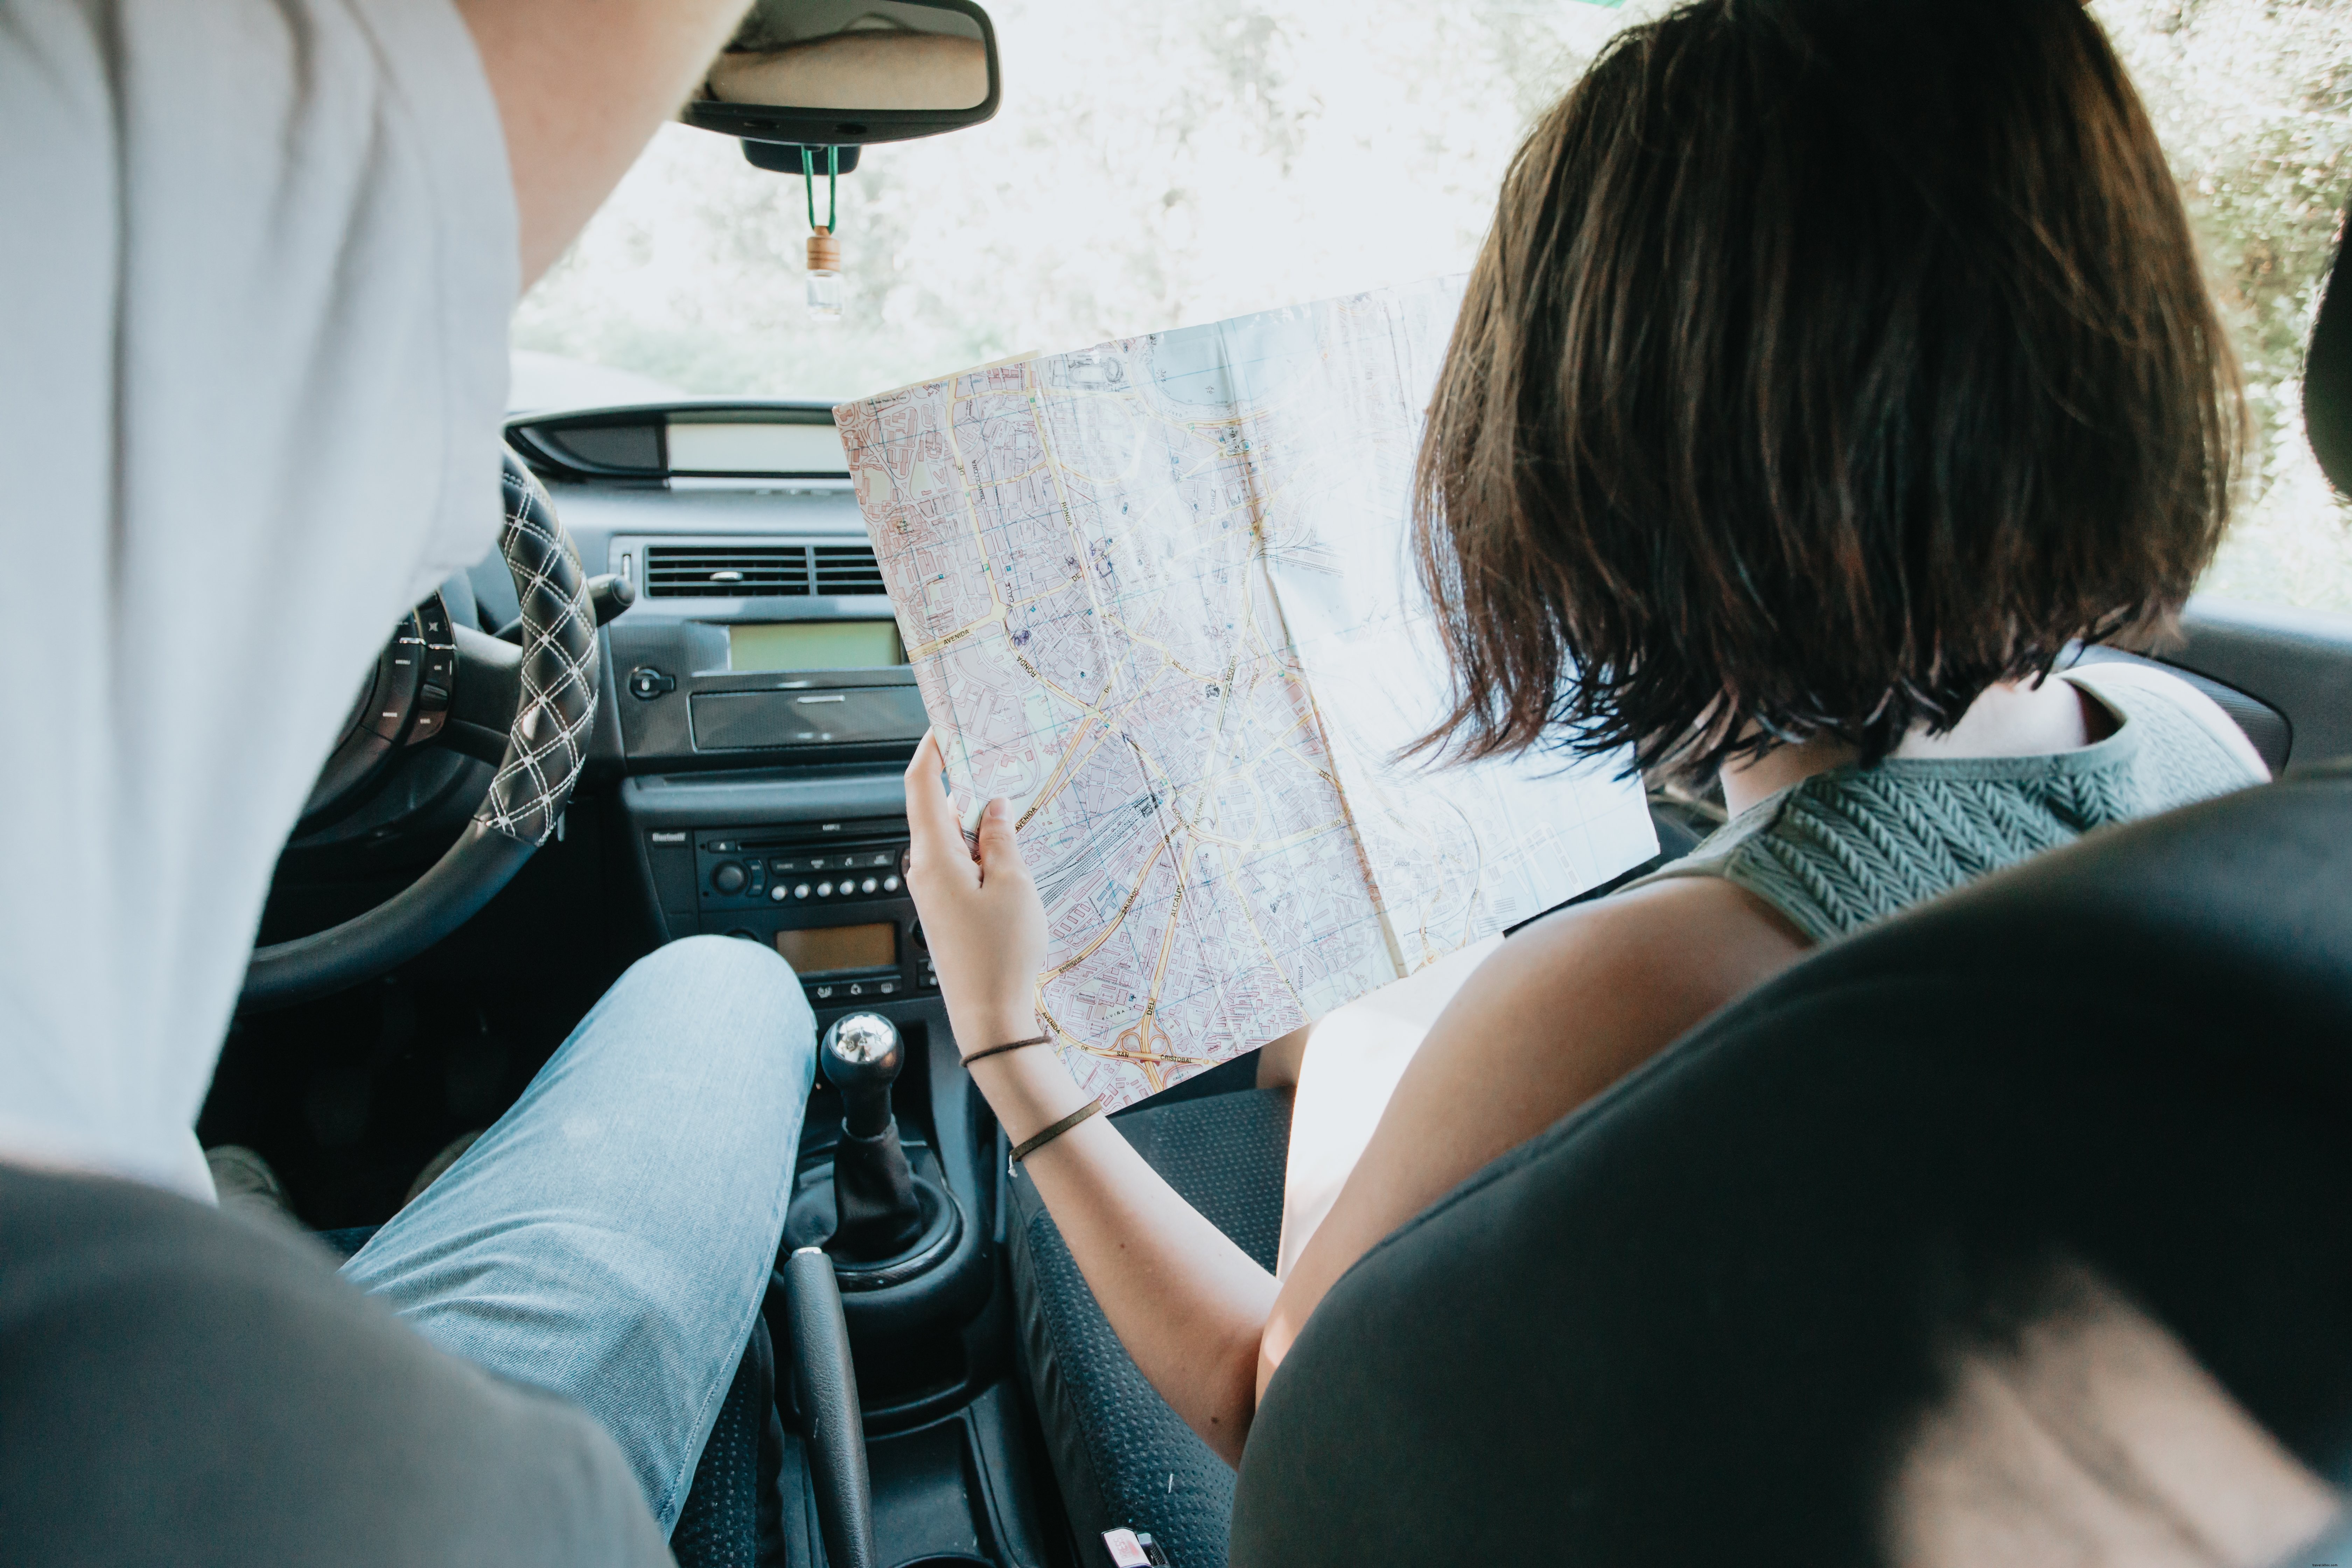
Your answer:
[683,0,1000,149]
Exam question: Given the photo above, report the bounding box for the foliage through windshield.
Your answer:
[515,0,2351,614]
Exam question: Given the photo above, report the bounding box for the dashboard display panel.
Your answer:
[729,621,904,672]
[775,923,897,976]
[667,419,848,475]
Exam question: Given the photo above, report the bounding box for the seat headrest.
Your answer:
[2305,202,2350,497]
[1233,777,2352,1567]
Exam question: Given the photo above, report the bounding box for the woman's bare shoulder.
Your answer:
[1471,874,1813,1029]
[1379,875,1813,1160]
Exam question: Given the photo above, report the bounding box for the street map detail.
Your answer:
[835,279,1657,1110]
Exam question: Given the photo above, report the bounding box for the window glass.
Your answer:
[518,0,2351,611]
[2095,0,2350,616]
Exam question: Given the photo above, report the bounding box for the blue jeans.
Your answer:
[340,936,816,1535]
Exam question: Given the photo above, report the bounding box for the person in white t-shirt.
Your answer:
[0,2,824,1558]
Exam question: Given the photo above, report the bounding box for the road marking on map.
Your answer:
[836,278,1656,1109]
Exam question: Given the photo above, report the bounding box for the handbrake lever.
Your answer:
[783,1246,878,1568]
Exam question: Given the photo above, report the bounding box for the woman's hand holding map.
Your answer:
[902,731,1045,1051]
[901,731,1091,1145]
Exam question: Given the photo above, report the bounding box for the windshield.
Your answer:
[516,0,2352,613]
[514,0,1644,405]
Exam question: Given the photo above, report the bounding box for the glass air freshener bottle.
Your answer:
[801,145,845,322]
[806,226,844,321]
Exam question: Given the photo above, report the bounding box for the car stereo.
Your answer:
[645,817,935,1008]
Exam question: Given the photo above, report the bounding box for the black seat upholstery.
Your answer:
[1231,775,2352,1566]
[1008,1079,1292,1568]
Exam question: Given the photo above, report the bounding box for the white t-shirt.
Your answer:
[0,0,517,1199]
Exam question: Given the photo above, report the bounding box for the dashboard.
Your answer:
[501,400,934,1014]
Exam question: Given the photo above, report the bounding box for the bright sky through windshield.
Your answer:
[516,0,1641,407]
[516,0,2350,614]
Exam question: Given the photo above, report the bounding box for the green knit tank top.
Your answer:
[1629,665,2266,945]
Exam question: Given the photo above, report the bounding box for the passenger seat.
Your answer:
[1006,1060,1288,1568]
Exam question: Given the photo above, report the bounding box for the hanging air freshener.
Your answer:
[802,146,844,321]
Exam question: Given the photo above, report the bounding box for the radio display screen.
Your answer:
[730,621,903,673]
[775,923,897,976]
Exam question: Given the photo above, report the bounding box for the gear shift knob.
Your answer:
[819,1013,925,1260]
[821,1013,902,1138]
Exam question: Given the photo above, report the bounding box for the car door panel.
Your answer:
[2168,597,2352,774]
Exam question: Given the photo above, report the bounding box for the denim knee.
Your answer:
[618,935,815,1071]
[640,931,794,985]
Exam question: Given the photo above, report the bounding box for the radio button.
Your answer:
[794,883,811,899]
[861,877,878,894]
[769,886,788,902]
[817,881,834,897]
[883,875,900,892]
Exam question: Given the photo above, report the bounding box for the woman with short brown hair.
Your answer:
[907,0,2266,1472]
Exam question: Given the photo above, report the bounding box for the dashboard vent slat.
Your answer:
[813,544,887,596]
[640,542,885,598]
[645,545,810,598]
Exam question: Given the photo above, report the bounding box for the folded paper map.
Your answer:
[835,278,1657,1109]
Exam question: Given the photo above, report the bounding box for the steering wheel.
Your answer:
[240,452,598,1011]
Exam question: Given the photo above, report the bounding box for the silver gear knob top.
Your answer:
[820,1012,902,1090]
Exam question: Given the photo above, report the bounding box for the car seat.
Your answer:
[1232,766,2352,1565]
[1004,1063,1292,1568]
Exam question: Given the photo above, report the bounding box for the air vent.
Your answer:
[642,542,886,598]
[646,546,811,598]
[814,544,887,596]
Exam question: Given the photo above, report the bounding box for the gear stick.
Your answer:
[820,1013,926,1260]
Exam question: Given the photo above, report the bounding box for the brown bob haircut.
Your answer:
[1413,0,2246,780]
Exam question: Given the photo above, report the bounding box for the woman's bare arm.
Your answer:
[1254,877,1808,1401]
[904,735,1806,1461]
[455,0,752,285]
[975,1045,1282,1461]
[901,737,1280,1462]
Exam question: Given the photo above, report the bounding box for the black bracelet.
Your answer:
[1011,1098,1102,1162]
[963,1034,1050,1066]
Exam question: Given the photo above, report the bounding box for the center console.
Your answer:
[592,506,942,1013]
[650,818,937,1008]
[520,405,1058,1566]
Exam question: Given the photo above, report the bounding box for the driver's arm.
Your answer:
[454,0,752,285]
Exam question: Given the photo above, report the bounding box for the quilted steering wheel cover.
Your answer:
[479,451,596,846]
